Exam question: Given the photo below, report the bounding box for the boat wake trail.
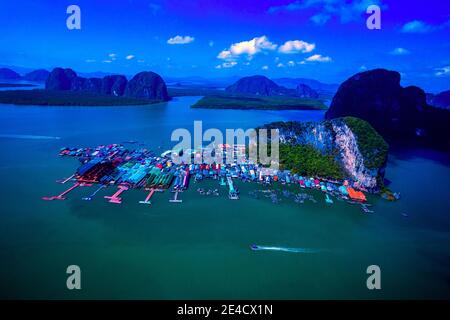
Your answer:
[250,244,319,253]
[0,134,61,140]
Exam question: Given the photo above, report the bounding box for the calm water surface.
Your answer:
[0,96,449,299]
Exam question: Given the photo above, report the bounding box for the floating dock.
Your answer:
[57,174,75,184]
[45,144,372,208]
[169,190,182,203]
[104,185,128,204]
[139,188,156,205]
[82,184,106,201]
[227,176,239,200]
[42,182,84,201]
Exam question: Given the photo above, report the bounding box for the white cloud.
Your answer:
[287,60,296,67]
[217,36,277,61]
[209,41,214,47]
[218,50,232,60]
[279,40,315,54]
[390,47,410,55]
[215,61,237,69]
[85,59,96,63]
[102,60,112,63]
[435,66,450,77]
[401,20,433,33]
[126,55,135,60]
[305,54,332,62]
[262,65,269,70]
[277,63,285,68]
[167,35,195,44]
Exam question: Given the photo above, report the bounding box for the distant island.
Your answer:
[261,116,389,192]
[0,68,332,109]
[225,75,319,98]
[192,95,326,110]
[0,67,50,82]
[0,89,159,106]
[325,68,450,146]
[0,67,170,106]
[190,75,326,110]
[0,83,37,88]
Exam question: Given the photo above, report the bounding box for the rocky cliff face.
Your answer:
[101,75,127,96]
[45,68,78,90]
[226,75,299,96]
[296,84,319,99]
[124,71,169,101]
[23,69,50,82]
[226,75,323,99]
[45,68,169,101]
[0,68,21,80]
[263,117,388,191]
[325,68,450,145]
[226,75,283,96]
[331,122,381,190]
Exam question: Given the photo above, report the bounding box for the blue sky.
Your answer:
[0,0,449,91]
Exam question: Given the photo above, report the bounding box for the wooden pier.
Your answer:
[104,185,128,204]
[169,190,182,203]
[139,188,156,205]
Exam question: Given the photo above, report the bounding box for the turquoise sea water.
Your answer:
[0,96,449,299]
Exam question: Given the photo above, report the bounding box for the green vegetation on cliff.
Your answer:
[0,89,164,106]
[343,116,389,169]
[279,143,345,179]
[191,95,326,110]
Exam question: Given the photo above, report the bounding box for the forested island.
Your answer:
[191,95,326,110]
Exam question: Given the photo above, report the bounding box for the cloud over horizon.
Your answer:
[217,36,320,69]
[167,35,195,45]
[278,40,315,54]
[435,66,450,77]
[305,54,332,62]
[215,61,238,69]
[390,47,410,55]
[217,36,277,61]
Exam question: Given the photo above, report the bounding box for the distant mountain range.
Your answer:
[0,67,49,82]
[0,68,22,80]
[0,66,122,83]
[273,78,339,95]
[165,75,337,93]
[45,68,169,101]
[225,75,320,99]
[0,65,339,95]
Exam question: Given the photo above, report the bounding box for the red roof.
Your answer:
[347,187,367,201]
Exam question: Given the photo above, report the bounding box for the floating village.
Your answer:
[43,143,377,214]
